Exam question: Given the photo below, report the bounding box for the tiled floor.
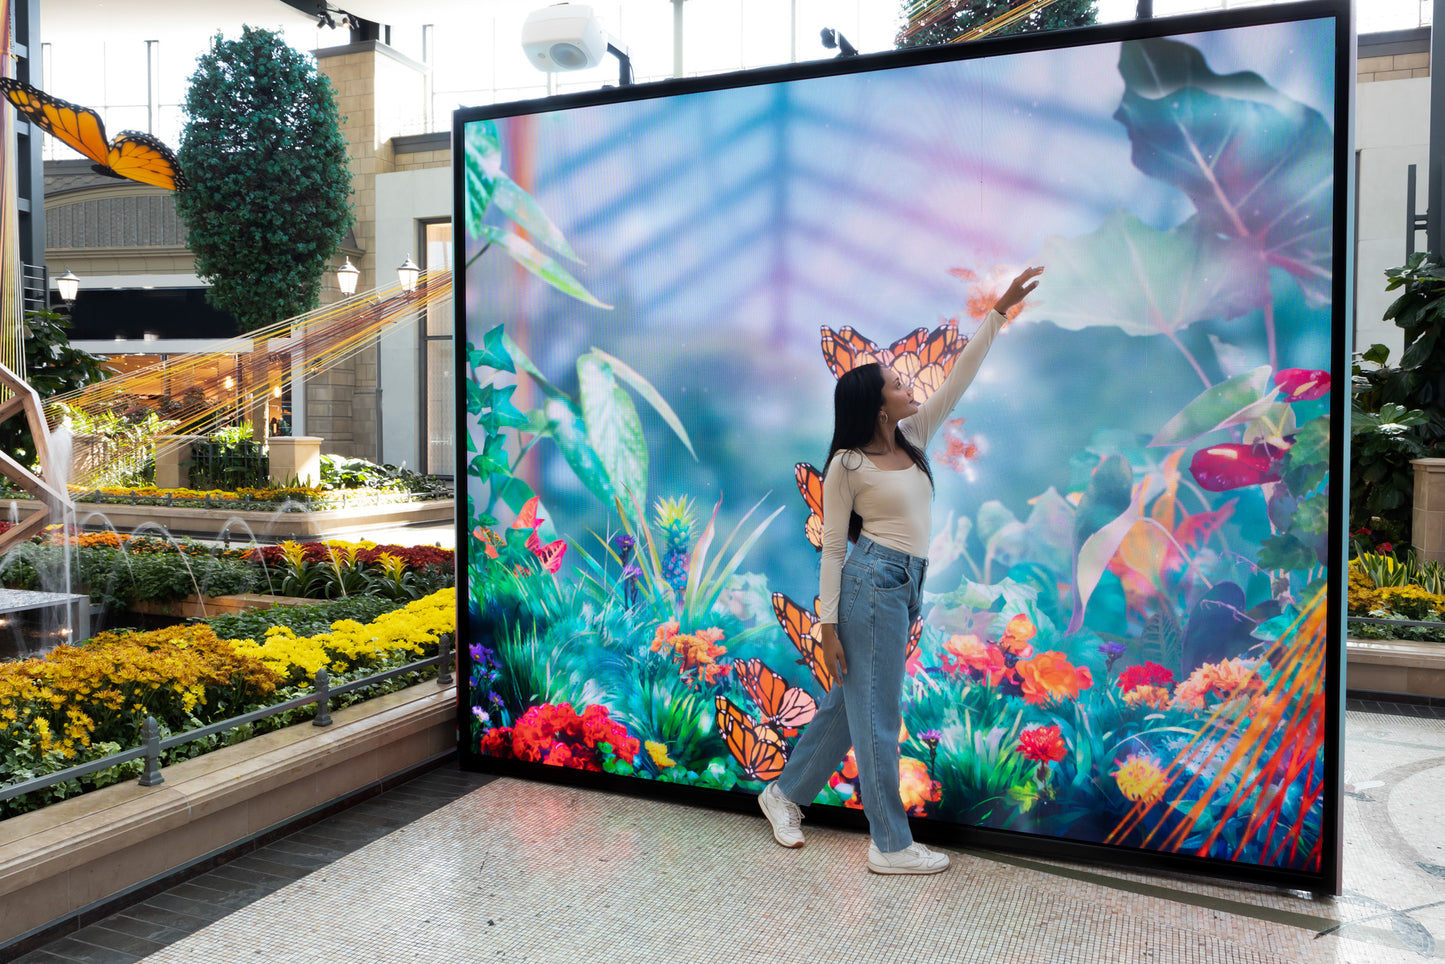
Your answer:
[9,700,1443,964]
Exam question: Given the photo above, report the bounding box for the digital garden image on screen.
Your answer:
[460,3,1347,889]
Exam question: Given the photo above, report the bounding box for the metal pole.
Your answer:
[791,0,797,62]
[145,40,159,134]
[673,0,685,78]
[1136,0,1153,17]
[1429,0,1445,254]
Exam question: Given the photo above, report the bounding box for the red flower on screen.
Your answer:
[1116,661,1176,693]
[1274,368,1330,401]
[1016,725,1067,763]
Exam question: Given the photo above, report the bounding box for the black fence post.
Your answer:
[438,633,454,686]
[138,716,164,786]
[313,667,333,727]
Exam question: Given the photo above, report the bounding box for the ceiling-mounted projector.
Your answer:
[522,4,608,72]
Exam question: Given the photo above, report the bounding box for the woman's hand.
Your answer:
[993,265,1044,316]
[818,623,847,679]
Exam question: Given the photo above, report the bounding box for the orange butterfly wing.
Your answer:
[0,79,110,166]
[882,328,929,373]
[715,696,787,781]
[820,326,882,378]
[0,80,184,191]
[794,462,824,551]
[736,658,818,735]
[109,131,186,191]
[907,618,922,662]
[772,591,832,692]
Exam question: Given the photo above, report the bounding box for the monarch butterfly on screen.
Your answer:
[715,696,788,781]
[820,322,966,404]
[0,78,186,191]
[773,591,922,693]
[734,658,817,736]
[794,462,824,551]
[772,592,831,692]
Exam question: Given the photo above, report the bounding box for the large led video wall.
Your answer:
[459,2,1348,891]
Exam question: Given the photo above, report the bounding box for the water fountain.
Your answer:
[0,361,91,660]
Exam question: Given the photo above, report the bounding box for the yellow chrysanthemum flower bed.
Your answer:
[229,589,456,683]
[1,589,455,816]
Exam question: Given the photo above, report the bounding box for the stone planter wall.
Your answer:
[128,592,317,620]
[0,681,457,951]
[1347,637,1445,699]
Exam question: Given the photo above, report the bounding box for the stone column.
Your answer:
[1411,458,1445,562]
[152,435,206,490]
[269,436,324,488]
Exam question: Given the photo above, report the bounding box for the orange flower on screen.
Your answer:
[1016,651,1093,705]
[832,749,940,815]
[1173,657,1258,710]
[1113,754,1168,805]
[941,634,1010,685]
[650,620,681,652]
[1122,685,1172,710]
[898,755,942,816]
[997,614,1037,658]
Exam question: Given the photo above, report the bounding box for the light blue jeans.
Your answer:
[775,535,926,852]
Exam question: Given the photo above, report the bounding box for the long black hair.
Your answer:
[824,362,933,543]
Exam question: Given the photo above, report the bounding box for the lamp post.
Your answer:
[55,268,80,305]
[397,255,420,293]
[336,257,360,297]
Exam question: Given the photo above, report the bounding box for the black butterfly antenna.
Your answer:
[819,28,858,58]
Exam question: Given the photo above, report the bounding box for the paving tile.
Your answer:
[77,915,190,946]
[9,951,83,964]
[17,936,138,964]
[63,925,167,959]
[13,709,1443,964]
[138,894,231,925]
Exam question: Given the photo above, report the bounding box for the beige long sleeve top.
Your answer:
[816,308,1008,624]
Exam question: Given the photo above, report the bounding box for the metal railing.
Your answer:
[0,634,454,805]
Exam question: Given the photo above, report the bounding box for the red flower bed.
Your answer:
[246,541,453,571]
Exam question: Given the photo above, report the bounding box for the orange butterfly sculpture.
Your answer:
[820,322,965,404]
[715,696,788,781]
[772,591,922,693]
[734,657,817,736]
[0,78,186,191]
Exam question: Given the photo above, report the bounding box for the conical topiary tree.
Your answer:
[175,26,353,333]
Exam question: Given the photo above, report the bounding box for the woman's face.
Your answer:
[877,366,918,424]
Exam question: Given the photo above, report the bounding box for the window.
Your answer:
[420,220,453,476]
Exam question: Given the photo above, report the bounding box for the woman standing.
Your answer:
[758,265,1043,874]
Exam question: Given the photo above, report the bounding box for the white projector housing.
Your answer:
[522,4,608,72]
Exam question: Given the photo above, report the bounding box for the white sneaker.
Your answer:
[867,841,950,875]
[758,783,804,848]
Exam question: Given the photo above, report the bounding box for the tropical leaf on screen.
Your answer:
[1036,212,1267,337]
[578,352,648,504]
[1150,367,1276,447]
[464,118,609,307]
[1115,38,1334,305]
[474,224,611,308]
